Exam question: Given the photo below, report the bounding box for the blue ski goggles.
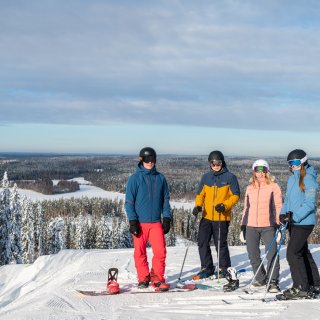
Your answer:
[288,159,303,167]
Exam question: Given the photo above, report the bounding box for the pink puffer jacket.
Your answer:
[241,180,282,227]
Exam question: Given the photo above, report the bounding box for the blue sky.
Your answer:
[1,0,320,157]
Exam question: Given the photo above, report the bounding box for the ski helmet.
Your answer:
[139,147,156,163]
[252,159,270,172]
[287,149,307,163]
[208,150,224,162]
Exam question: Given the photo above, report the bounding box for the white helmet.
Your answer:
[252,159,270,172]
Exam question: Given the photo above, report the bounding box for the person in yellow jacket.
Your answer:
[192,151,240,280]
[240,159,282,293]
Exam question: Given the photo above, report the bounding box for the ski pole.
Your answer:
[177,215,197,284]
[217,211,221,284]
[263,223,288,301]
[246,224,283,292]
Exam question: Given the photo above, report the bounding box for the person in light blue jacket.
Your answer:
[277,149,320,300]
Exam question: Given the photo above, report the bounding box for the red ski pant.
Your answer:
[133,222,166,282]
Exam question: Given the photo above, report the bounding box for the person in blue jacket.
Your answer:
[125,147,172,292]
[277,149,320,300]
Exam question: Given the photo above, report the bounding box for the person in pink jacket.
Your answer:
[240,159,282,293]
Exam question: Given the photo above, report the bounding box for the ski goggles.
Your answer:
[210,160,222,167]
[142,155,156,163]
[288,155,307,167]
[254,166,268,173]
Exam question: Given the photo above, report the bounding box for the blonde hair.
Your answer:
[250,172,275,187]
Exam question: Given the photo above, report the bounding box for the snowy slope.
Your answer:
[1,245,320,320]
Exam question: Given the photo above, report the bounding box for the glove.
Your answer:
[280,211,293,225]
[129,220,140,237]
[192,206,202,217]
[162,217,171,235]
[215,203,226,213]
[239,225,246,243]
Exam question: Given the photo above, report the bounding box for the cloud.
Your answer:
[1,0,320,131]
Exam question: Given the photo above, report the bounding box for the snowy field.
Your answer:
[1,245,320,320]
[15,177,194,211]
[1,178,320,319]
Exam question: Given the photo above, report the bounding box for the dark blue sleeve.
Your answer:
[125,174,138,221]
[162,176,172,219]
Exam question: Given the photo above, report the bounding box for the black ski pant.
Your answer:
[246,226,280,283]
[197,217,231,274]
[287,225,320,291]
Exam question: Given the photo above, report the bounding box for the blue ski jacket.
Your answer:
[280,164,319,225]
[125,163,172,222]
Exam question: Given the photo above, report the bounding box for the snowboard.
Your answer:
[76,285,197,296]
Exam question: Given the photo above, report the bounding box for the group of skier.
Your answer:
[124,147,320,299]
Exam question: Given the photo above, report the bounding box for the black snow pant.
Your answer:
[197,217,231,274]
[287,225,320,291]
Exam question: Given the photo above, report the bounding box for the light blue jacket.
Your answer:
[280,165,318,225]
[125,163,172,222]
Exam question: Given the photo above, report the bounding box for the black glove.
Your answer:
[241,225,246,240]
[129,220,140,237]
[215,203,226,213]
[279,211,293,225]
[162,217,171,235]
[192,206,202,217]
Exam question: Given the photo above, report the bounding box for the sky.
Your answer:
[1,0,320,157]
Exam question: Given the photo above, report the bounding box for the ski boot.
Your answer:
[223,267,239,292]
[106,268,120,294]
[192,269,213,281]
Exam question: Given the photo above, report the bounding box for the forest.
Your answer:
[1,153,320,266]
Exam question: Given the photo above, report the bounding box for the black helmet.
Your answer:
[139,147,156,163]
[208,150,224,162]
[287,149,307,163]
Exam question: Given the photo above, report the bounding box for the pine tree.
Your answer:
[34,202,45,256]
[48,217,65,254]
[96,215,112,249]
[21,196,35,264]
[10,184,22,264]
[75,214,86,249]
[0,172,12,265]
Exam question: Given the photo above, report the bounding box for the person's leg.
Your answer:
[212,221,231,273]
[302,226,320,287]
[197,218,214,274]
[148,222,166,282]
[133,223,150,282]
[246,227,266,283]
[261,227,280,281]
[287,226,313,291]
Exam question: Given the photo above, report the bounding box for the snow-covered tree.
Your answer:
[0,172,12,265]
[10,184,22,264]
[34,202,45,256]
[96,215,112,249]
[21,196,35,263]
[48,217,65,254]
[75,214,86,249]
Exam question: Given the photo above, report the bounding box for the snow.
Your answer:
[2,178,320,319]
[1,245,320,319]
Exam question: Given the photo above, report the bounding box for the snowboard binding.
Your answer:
[223,267,239,292]
[107,268,120,294]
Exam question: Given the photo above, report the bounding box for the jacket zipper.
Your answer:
[256,184,260,227]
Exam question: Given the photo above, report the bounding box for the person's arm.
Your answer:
[224,175,240,210]
[294,176,318,223]
[162,177,172,219]
[195,175,206,208]
[125,175,139,221]
[273,183,283,225]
